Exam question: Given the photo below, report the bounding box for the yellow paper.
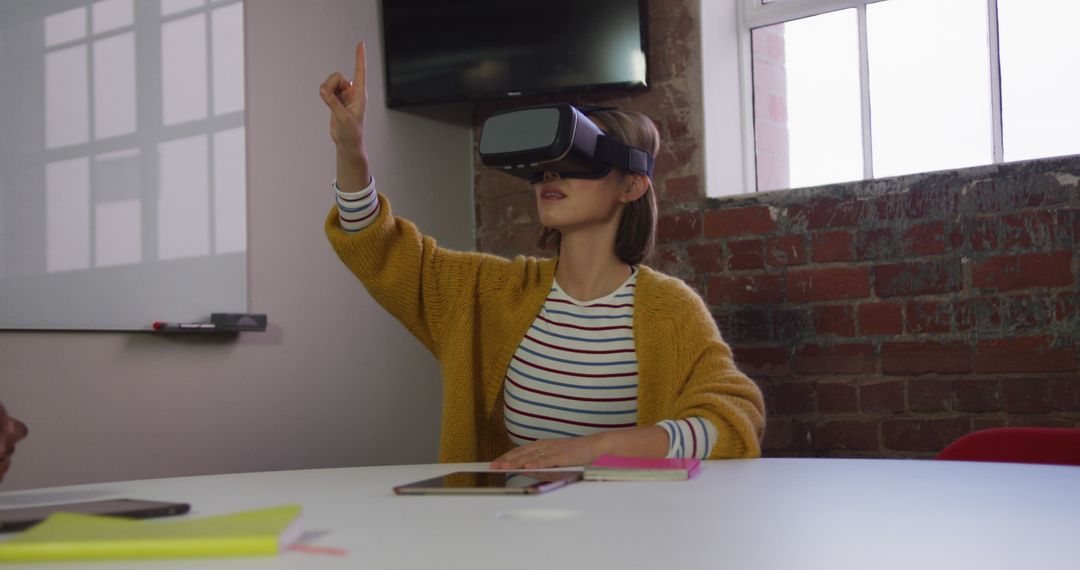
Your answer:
[0,504,300,562]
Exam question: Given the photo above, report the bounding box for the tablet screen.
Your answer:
[394,471,582,495]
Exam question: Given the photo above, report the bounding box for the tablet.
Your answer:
[393,471,582,495]
[0,499,191,532]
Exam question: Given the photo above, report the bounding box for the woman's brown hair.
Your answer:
[538,109,661,265]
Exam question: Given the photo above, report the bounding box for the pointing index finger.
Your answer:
[354,41,367,92]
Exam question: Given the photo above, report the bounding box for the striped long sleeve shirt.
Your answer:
[335,179,720,459]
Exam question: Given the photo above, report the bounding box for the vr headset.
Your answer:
[478,104,654,184]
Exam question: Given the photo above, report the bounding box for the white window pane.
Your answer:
[867,0,992,178]
[46,158,91,273]
[161,14,208,125]
[158,135,209,260]
[211,3,245,115]
[95,200,142,267]
[92,0,133,34]
[998,0,1080,162]
[45,45,90,148]
[93,32,137,139]
[752,9,862,191]
[213,128,247,254]
[161,0,205,17]
[45,7,86,47]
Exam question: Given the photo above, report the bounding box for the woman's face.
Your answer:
[532,170,628,232]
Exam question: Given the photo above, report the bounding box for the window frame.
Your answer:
[736,0,1005,194]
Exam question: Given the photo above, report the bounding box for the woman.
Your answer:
[319,42,764,469]
[0,400,28,483]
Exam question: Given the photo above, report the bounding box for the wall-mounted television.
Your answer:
[381,0,648,107]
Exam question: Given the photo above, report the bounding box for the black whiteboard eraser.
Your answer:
[210,313,267,331]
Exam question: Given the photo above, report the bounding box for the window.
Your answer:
[737,0,1080,193]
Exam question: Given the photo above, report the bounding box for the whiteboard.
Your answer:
[0,0,248,330]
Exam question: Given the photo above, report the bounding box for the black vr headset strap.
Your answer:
[593,135,654,178]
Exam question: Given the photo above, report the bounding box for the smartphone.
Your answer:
[394,471,582,495]
[0,498,191,532]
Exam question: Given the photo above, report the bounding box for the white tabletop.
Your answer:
[1,458,1079,569]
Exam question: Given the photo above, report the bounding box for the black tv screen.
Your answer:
[381,0,648,107]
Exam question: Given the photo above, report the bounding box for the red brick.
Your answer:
[858,302,903,335]
[873,260,963,297]
[906,301,954,334]
[906,185,959,219]
[814,420,879,451]
[812,305,856,337]
[1071,208,1080,243]
[1000,210,1056,249]
[771,309,813,343]
[648,245,683,275]
[971,251,1073,292]
[882,418,970,452]
[1048,376,1080,411]
[1002,377,1051,414]
[726,309,772,343]
[881,342,972,375]
[761,418,793,451]
[765,235,807,267]
[657,211,702,241]
[965,178,1053,213]
[974,336,1077,373]
[734,346,790,378]
[1003,295,1056,332]
[708,274,785,305]
[704,205,776,238]
[686,243,724,274]
[855,227,898,261]
[762,419,814,452]
[794,344,875,375]
[807,198,862,229]
[663,174,701,203]
[954,379,1002,412]
[957,296,1003,333]
[909,379,954,412]
[816,382,858,414]
[903,221,948,256]
[787,267,871,302]
[653,139,697,174]
[963,216,1000,252]
[774,381,816,414]
[860,381,905,413]
[728,238,765,270]
[812,231,853,262]
[1052,293,1077,324]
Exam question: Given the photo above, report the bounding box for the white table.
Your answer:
[1,458,1079,569]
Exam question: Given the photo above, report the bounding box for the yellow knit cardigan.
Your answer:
[326,195,765,462]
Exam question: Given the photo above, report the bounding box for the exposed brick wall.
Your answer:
[679,158,1080,458]
[470,0,1080,458]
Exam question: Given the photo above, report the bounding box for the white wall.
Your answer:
[0,0,475,491]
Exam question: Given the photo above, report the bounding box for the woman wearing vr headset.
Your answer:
[320,42,764,469]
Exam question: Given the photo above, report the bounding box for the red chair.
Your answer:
[937,427,1080,466]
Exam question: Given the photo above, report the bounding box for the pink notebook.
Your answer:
[584,455,701,481]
